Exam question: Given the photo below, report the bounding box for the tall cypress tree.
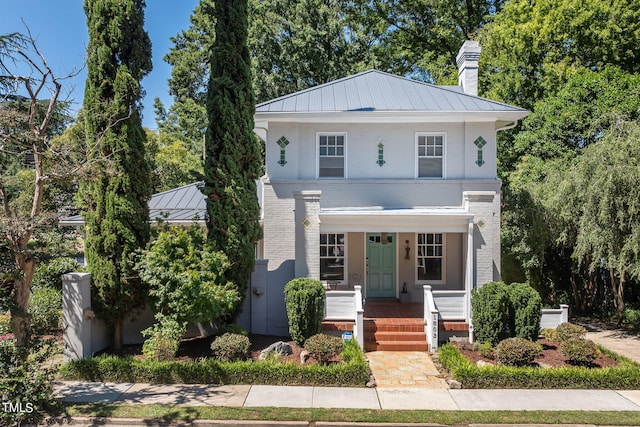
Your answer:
[204,0,262,318]
[80,0,152,348]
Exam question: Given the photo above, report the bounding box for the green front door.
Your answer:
[366,233,396,298]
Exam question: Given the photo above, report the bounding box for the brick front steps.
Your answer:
[363,318,428,352]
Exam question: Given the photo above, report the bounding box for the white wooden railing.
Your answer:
[324,285,364,349]
[540,304,569,330]
[423,285,439,353]
[432,290,467,320]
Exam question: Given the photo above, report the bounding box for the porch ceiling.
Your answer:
[319,207,472,233]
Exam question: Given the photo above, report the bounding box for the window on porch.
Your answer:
[417,233,445,284]
[320,233,345,282]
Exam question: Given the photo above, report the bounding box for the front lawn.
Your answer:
[438,343,640,389]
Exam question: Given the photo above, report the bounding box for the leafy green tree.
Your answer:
[352,0,504,83]
[135,225,239,324]
[249,0,379,102]
[203,0,263,318]
[570,120,640,318]
[479,0,640,110]
[146,129,203,193]
[79,0,152,349]
[157,0,214,153]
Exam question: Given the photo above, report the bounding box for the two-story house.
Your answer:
[246,41,528,351]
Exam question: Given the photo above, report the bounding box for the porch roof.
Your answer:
[319,207,473,233]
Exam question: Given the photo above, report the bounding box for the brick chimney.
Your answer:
[456,40,481,96]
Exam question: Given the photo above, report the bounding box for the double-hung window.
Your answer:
[318,133,346,178]
[417,133,445,178]
[416,233,445,284]
[320,233,345,282]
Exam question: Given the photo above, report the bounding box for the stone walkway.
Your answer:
[583,323,640,364]
[365,351,449,388]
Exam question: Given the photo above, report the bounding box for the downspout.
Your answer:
[496,121,518,132]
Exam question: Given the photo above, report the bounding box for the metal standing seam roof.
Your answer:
[59,182,207,226]
[255,69,528,114]
[147,181,206,223]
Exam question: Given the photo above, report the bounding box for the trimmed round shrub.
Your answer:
[32,257,80,290]
[29,287,62,333]
[217,323,248,336]
[495,337,542,367]
[304,333,344,364]
[507,282,542,341]
[540,328,560,342]
[471,281,510,345]
[560,337,599,364]
[556,322,587,341]
[284,278,326,346]
[210,333,250,362]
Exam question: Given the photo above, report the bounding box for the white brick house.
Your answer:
[247,41,529,346]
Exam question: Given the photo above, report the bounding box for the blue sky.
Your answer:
[2,0,199,129]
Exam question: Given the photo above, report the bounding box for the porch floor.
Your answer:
[364,299,423,319]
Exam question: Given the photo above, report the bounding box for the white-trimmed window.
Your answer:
[318,133,346,178]
[416,133,445,178]
[320,233,345,282]
[416,233,445,284]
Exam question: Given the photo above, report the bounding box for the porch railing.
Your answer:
[432,290,467,320]
[540,304,569,330]
[423,285,439,353]
[324,285,364,349]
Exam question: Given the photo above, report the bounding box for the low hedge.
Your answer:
[438,343,640,389]
[59,340,369,387]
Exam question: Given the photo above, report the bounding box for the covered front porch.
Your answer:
[323,286,470,352]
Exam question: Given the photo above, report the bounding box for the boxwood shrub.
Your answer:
[59,340,369,386]
[438,343,640,389]
[284,278,325,346]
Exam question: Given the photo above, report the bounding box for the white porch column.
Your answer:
[465,219,475,342]
[293,190,322,279]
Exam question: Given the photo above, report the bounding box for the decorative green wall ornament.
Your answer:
[474,136,487,167]
[376,142,386,167]
[277,136,290,166]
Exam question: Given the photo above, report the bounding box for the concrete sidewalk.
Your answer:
[54,381,640,411]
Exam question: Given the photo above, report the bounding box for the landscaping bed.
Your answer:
[438,343,640,389]
[59,334,369,387]
[454,338,619,369]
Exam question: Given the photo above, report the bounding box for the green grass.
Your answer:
[439,343,640,389]
[54,403,640,426]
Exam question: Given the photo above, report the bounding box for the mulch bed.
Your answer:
[100,334,328,365]
[454,339,619,369]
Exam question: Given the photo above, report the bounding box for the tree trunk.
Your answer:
[113,319,123,351]
[610,269,626,321]
[11,251,36,346]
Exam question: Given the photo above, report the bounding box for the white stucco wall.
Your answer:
[265,122,497,181]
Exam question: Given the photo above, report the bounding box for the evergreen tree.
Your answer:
[80,0,152,348]
[203,0,262,318]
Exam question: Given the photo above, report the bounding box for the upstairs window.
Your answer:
[417,134,445,178]
[318,133,345,178]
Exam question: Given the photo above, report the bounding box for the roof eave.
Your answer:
[254,110,529,124]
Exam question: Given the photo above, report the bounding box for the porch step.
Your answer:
[322,320,355,333]
[363,318,428,352]
[441,321,469,331]
[365,340,429,352]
